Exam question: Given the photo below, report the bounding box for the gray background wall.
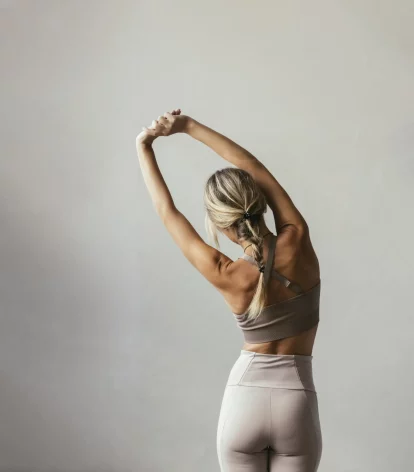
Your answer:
[1,1,413,471]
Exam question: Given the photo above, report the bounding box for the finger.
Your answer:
[157,115,168,124]
[164,111,173,121]
[152,118,165,128]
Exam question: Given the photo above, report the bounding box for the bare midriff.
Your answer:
[241,324,319,356]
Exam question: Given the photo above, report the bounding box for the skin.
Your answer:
[136,109,320,356]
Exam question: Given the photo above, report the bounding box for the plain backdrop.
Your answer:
[1,1,413,471]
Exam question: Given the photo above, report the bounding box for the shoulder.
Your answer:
[216,256,259,313]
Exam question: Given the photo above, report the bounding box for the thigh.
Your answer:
[269,389,322,472]
[217,385,270,472]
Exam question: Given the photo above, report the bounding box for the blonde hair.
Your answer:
[203,167,269,321]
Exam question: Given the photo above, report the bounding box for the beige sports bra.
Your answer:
[232,234,321,344]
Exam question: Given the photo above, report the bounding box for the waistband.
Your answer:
[240,349,313,359]
[225,349,316,392]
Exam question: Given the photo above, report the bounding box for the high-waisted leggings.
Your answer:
[216,350,322,471]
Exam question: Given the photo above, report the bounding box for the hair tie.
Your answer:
[243,211,251,221]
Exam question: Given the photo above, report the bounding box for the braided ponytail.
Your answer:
[239,210,269,320]
[203,167,270,320]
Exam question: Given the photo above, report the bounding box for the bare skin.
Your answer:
[221,220,320,356]
[136,109,321,356]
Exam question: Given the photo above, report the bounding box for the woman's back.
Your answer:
[225,227,321,356]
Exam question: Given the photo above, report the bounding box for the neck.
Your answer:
[240,227,273,256]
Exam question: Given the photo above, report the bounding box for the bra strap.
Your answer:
[239,235,304,294]
[263,234,277,287]
[270,270,304,294]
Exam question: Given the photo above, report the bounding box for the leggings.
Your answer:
[216,350,322,472]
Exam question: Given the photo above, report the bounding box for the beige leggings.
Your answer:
[217,350,322,471]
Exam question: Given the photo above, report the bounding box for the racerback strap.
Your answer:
[263,234,277,287]
[240,234,304,294]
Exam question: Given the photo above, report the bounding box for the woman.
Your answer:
[136,109,322,472]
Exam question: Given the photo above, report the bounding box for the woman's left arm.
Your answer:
[136,110,235,293]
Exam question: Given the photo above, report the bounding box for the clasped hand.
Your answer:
[136,108,189,145]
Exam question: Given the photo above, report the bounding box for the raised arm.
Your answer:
[135,110,238,294]
[184,117,308,235]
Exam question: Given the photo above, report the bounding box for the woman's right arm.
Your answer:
[183,116,308,235]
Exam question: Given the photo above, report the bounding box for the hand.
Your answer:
[136,109,190,145]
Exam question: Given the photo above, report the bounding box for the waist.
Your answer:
[225,349,316,392]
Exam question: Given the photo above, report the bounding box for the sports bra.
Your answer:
[232,234,321,344]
